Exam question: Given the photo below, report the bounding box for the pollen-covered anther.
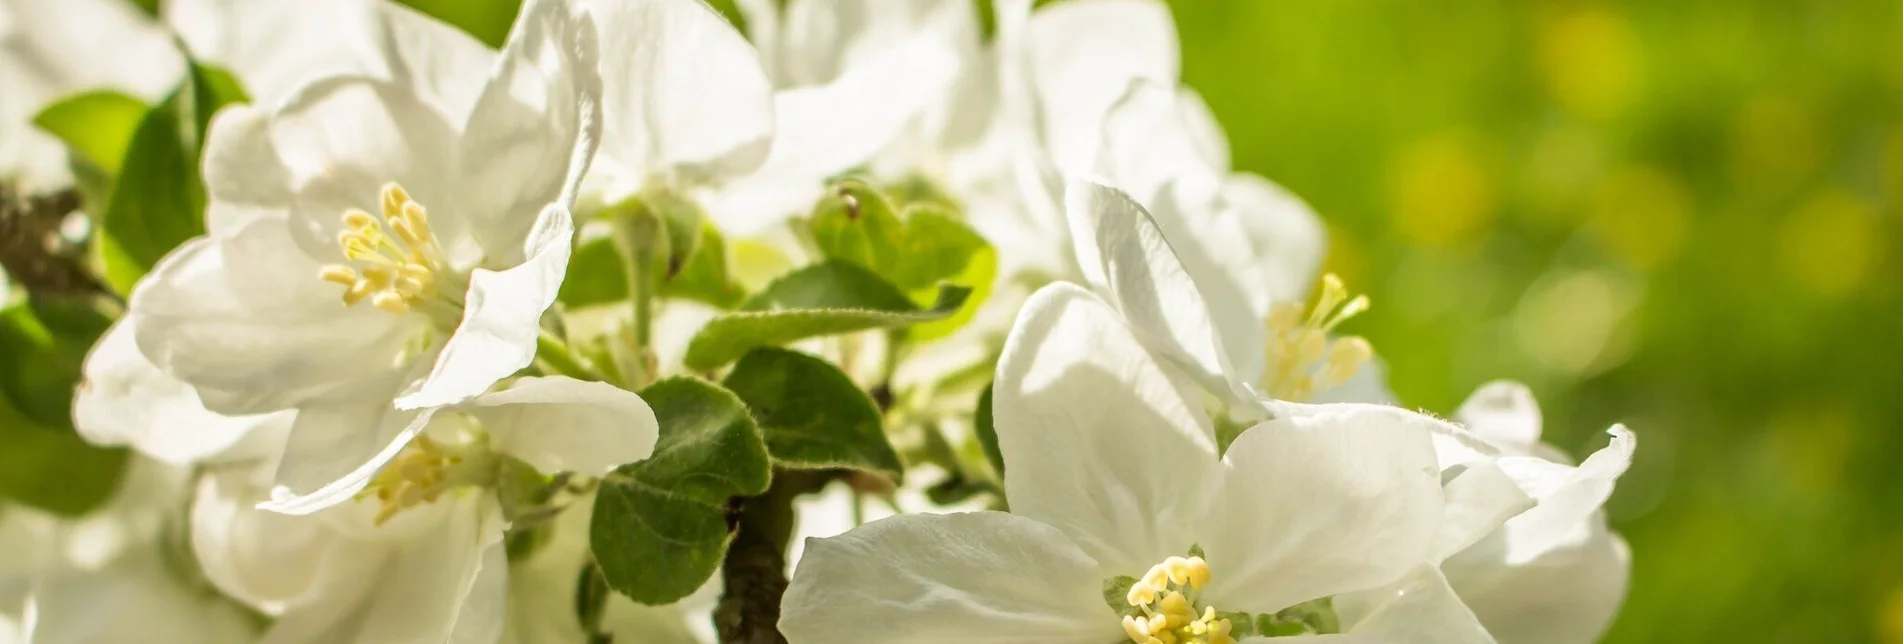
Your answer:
[316,182,450,315]
[356,432,496,525]
[1122,553,1233,644]
[1261,273,1375,401]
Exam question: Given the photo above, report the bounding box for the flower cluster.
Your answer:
[0,0,1637,642]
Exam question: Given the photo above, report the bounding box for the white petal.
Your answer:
[24,553,253,644]
[1096,79,1224,206]
[270,75,473,264]
[166,0,376,108]
[582,0,775,183]
[1146,181,1269,386]
[1443,523,1629,644]
[1064,179,1232,393]
[706,36,959,234]
[994,282,1217,575]
[445,529,509,644]
[1214,173,1328,307]
[201,104,292,230]
[1491,427,1636,563]
[363,0,498,124]
[781,512,1113,643]
[129,227,419,415]
[73,317,280,465]
[461,0,603,262]
[397,205,575,410]
[264,368,435,512]
[1454,381,1544,455]
[354,495,507,644]
[1203,403,1444,614]
[1028,0,1179,174]
[191,463,387,614]
[463,376,658,475]
[1334,565,1497,644]
[1432,460,1534,563]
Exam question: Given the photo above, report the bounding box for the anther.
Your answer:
[319,265,359,285]
[372,291,411,314]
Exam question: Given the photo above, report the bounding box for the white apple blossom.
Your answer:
[3,460,256,644]
[192,375,657,643]
[127,0,602,500]
[1428,382,1637,644]
[1063,179,1375,426]
[781,281,1522,642]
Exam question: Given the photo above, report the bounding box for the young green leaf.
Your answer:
[722,348,902,479]
[0,300,110,431]
[32,91,148,176]
[973,383,1003,479]
[682,262,972,370]
[591,377,772,605]
[808,184,998,340]
[0,396,127,516]
[95,61,249,294]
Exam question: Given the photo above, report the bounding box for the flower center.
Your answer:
[1121,555,1235,644]
[1260,273,1373,401]
[358,431,498,525]
[318,182,455,316]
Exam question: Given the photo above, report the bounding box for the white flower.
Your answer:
[781,281,1515,642]
[3,460,256,644]
[1424,382,1638,644]
[164,0,384,108]
[0,0,180,188]
[1064,179,1372,429]
[129,0,602,498]
[192,376,657,643]
[575,0,775,204]
[74,316,285,467]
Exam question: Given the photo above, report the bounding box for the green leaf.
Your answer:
[897,206,996,342]
[560,223,744,310]
[556,235,625,309]
[0,299,125,515]
[722,348,902,479]
[658,222,746,309]
[808,184,997,340]
[0,301,110,431]
[96,61,249,294]
[810,180,905,274]
[591,377,771,605]
[32,91,148,176]
[1102,575,1139,615]
[0,392,128,516]
[973,383,1003,479]
[682,262,972,371]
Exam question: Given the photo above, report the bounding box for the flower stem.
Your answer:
[536,331,601,382]
[609,201,660,351]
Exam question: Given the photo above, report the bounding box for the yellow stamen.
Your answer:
[1261,273,1375,401]
[1122,551,1232,644]
[316,182,451,316]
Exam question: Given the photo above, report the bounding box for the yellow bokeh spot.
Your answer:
[1389,135,1495,247]
[1731,95,1820,192]
[1537,5,1641,119]
[1591,166,1691,269]
[1881,584,1903,643]
[1777,189,1882,298]
[1513,269,1638,377]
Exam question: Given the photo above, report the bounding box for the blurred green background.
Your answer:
[38,0,1898,641]
[397,0,1903,640]
[1167,1,1902,642]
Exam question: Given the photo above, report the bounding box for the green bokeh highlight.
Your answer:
[1171,1,1903,642]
